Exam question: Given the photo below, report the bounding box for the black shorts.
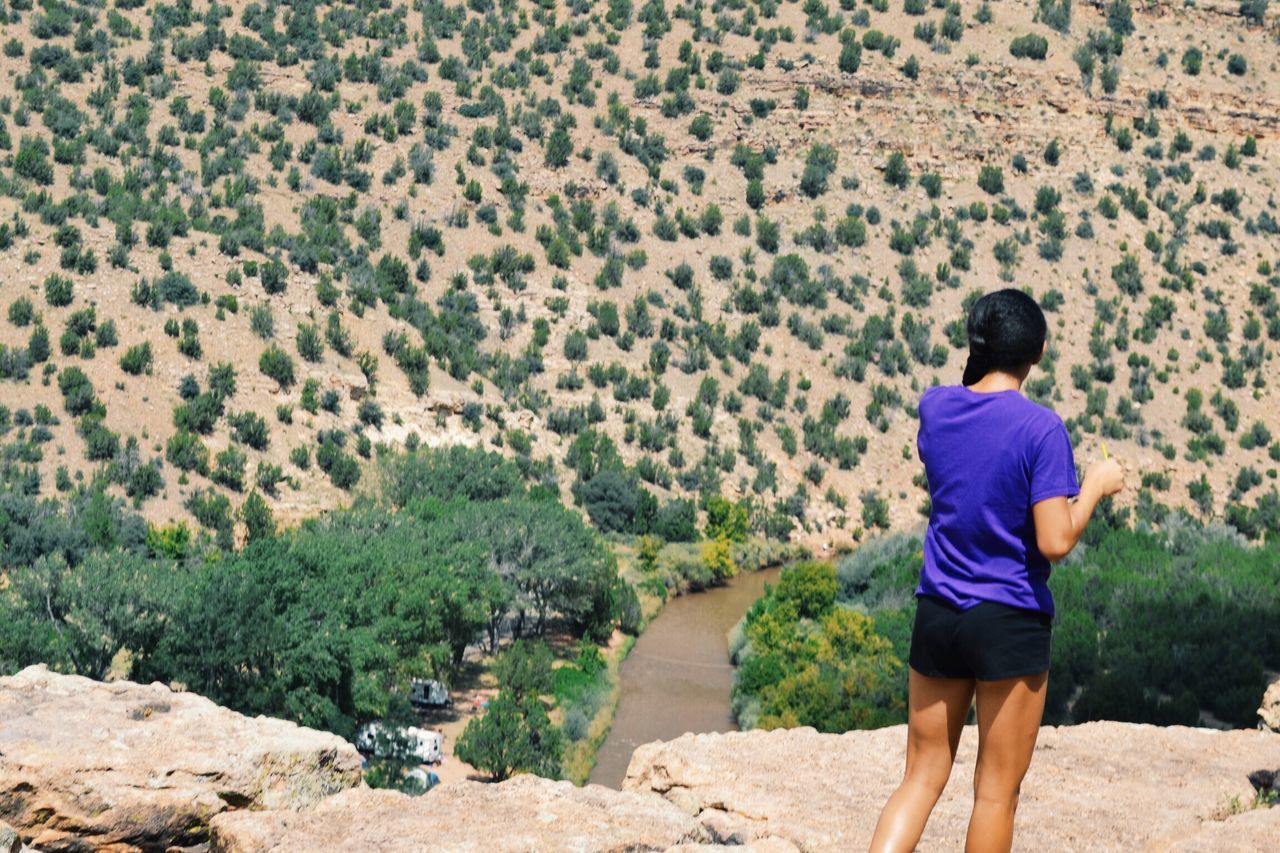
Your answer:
[909,594,1053,681]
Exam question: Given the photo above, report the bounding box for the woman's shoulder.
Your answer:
[919,383,955,406]
[1016,394,1068,427]
[1006,395,1072,450]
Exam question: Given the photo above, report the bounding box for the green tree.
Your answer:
[704,495,749,542]
[492,640,556,705]
[8,551,177,680]
[454,692,563,782]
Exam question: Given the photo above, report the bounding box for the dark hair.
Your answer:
[961,289,1047,386]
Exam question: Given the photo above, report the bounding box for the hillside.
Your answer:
[1,0,1278,545]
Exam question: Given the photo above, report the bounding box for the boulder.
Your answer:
[624,722,1279,852]
[1259,677,1280,732]
[0,665,363,851]
[0,821,28,853]
[210,775,706,852]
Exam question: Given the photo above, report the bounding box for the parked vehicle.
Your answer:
[408,678,452,709]
[354,721,444,765]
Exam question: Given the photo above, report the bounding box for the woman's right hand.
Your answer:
[1085,457,1125,496]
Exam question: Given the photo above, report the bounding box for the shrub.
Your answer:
[259,346,296,390]
[580,469,648,533]
[296,323,324,362]
[119,342,153,375]
[977,165,1004,195]
[1181,47,1202,76]
[166,430,210,473]
[776,560,839,618]
[15,136,54,184]
[229,411,270,450]
[44,274,74,307]
[7,297,34,327]
[883,151,910,189]
[212,447,248,492]
[838,39,862,74]
[261,258,288,294]
[1009,34,1049,60]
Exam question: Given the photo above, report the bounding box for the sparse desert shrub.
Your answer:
[883,151,910,189]
[44,274,74,307]
[1009,34,1049,60]
[259,346,296,390]
[119,342,152,376]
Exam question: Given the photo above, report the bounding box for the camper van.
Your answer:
[408,678,452,709]
[354,721,444,765]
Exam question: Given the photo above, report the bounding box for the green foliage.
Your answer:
[1009,34,1049,60]
[456,639,566,781]
[4,550,177,680]
[1240,0,1269,24]
[258,346,296,390]
[1181,47,1202,76]
[579,468,653,534]
[883,151,910,189]
[775,560,839,619]
[838,38,862,74]
[977,164,1005,195]
[44,274,74,307]
[381,445,523,507]
[455,692,563,782]
[705,495,750,543]
[749,518,1280,733]
[731,564,904,731]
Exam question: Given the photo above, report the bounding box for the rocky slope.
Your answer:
[3,667,1278,851]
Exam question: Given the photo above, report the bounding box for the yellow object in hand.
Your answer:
[1100,441,1110,460]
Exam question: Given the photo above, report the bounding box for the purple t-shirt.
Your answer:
[915,385,1079,616]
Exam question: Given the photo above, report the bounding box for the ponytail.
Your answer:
[961,348,989,386]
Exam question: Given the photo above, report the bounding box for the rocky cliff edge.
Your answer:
[1,666,1277,852]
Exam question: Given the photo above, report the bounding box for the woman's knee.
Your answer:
[905,752,956,794]
[972,763,1024,806]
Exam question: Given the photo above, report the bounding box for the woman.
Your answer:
[869,289,1125,852]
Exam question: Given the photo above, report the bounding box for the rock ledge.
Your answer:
[0,665,363,850]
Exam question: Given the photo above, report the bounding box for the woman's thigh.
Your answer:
[972,672,1048,792]
[906,667,976,775]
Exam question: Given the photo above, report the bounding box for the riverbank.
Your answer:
[426,536,805,787]
[581,537,805,787]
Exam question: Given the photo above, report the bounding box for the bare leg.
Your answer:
[965,672,1048,853]
[869,667,975,853]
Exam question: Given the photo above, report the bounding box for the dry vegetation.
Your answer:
[1,0,1278,545]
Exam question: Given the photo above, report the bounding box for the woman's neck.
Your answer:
[968,368,1028,394]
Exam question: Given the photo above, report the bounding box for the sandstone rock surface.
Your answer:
[624,721,1280,852]
[0,665,363,851]
[209,774,706,852]
[4,666,1279,852]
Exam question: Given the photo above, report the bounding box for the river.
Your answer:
[588,565,782,788]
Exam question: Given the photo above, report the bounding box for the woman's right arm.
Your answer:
[1033,458,1125,562]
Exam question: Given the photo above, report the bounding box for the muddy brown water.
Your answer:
[588,566,782,789]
